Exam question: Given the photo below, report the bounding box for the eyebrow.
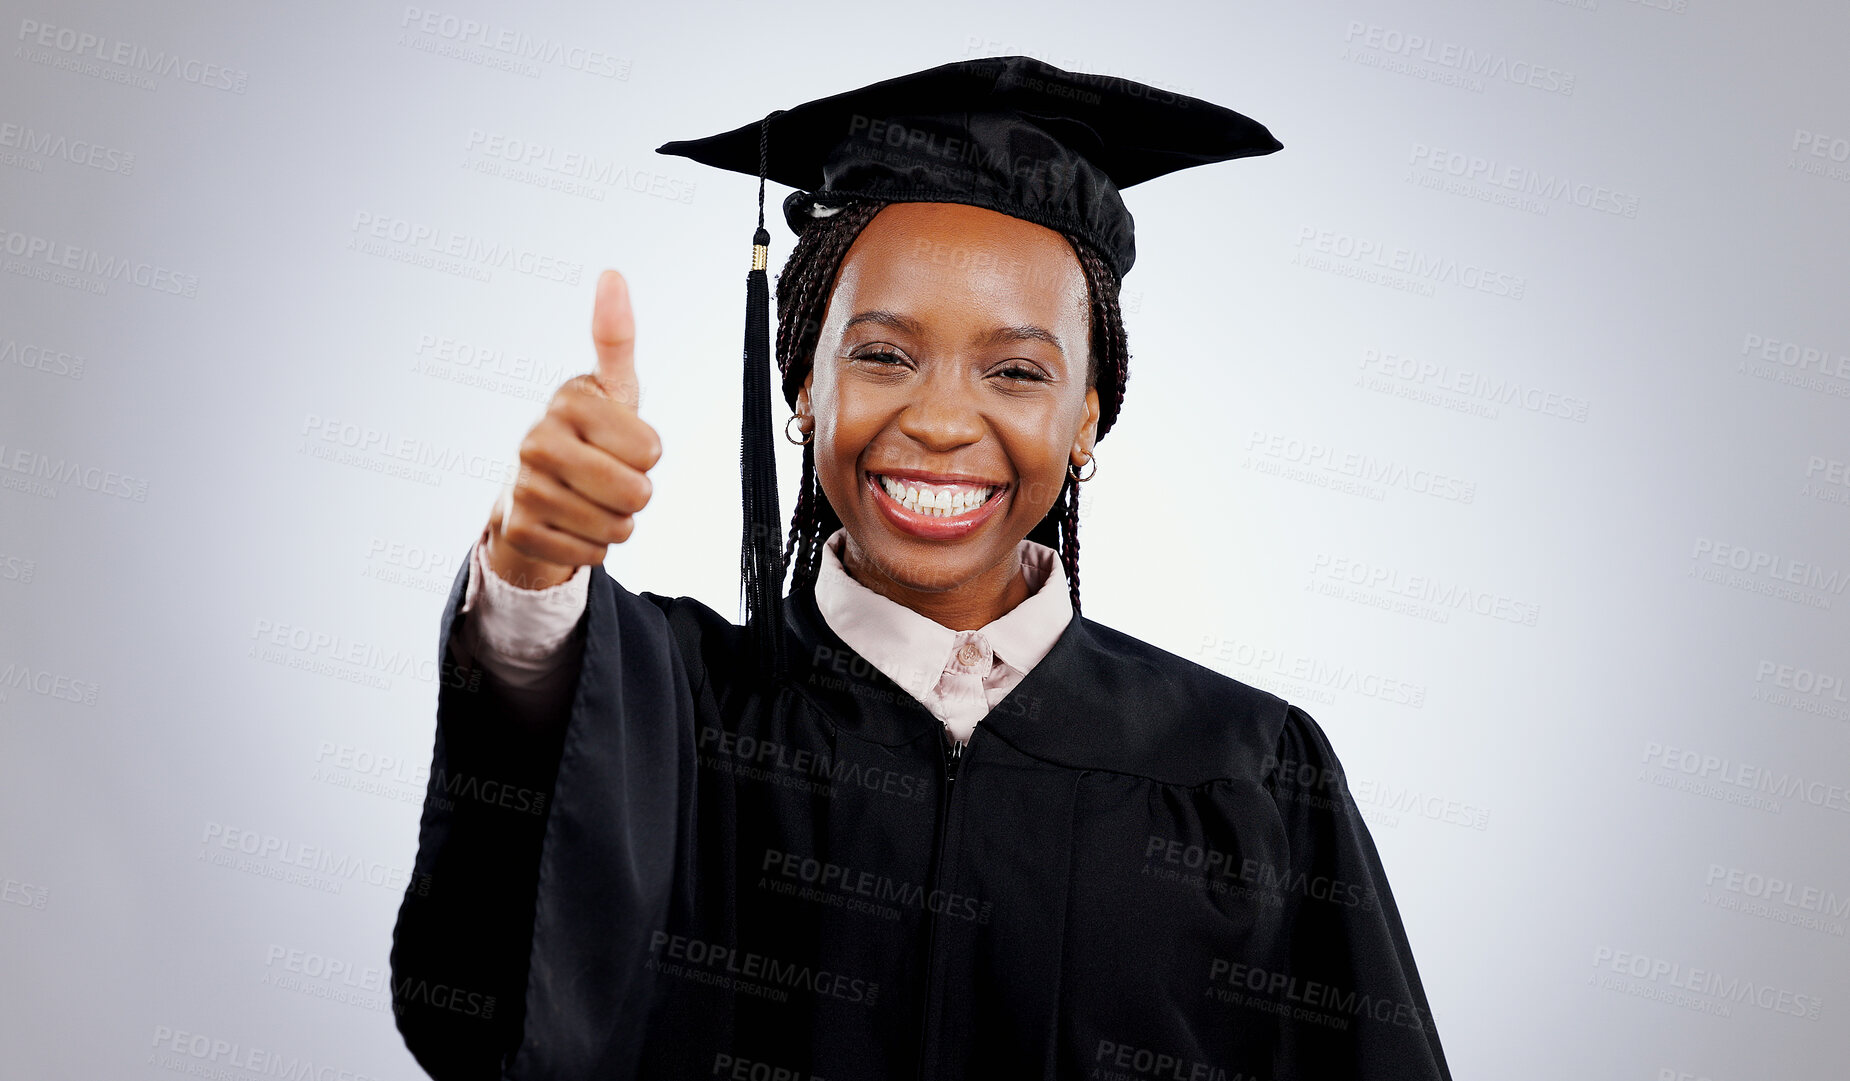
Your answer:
[841,310,1065,353]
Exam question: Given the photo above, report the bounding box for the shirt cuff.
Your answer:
[460,536,590,681]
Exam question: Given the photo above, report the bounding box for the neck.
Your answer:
[838,535,1032,631]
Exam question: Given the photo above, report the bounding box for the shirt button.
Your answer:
[955,636,990,668]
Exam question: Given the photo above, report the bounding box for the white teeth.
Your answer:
[877,475,997,517]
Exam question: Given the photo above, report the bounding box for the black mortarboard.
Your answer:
[655,55,1282,682]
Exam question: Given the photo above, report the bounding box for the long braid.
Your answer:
[772,200,1131,615]
[780,439,815,579]
[1059,475,1082,615]
[1051,233,1130,615]
[775,200,883,590]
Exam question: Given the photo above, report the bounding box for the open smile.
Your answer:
[865,471,1009,540]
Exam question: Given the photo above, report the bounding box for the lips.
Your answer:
[870,473,1000,517]
[865,471,1009,540]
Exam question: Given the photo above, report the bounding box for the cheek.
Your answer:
[997,411,1077,513]
[1008,394,1083,458]
[817,374,908,449]
[811,389,877,498]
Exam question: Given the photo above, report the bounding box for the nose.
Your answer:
[895,367,983,451]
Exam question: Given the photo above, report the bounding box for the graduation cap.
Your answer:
[655,55,1282,682]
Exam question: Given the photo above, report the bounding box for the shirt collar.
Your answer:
[813,526,1073,705]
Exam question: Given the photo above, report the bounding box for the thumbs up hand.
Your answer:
[485,270,663,590]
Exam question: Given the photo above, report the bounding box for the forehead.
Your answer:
[829,202,1090,334]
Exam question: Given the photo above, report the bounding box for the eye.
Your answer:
[996,364,1050,382]
[853,348,909,367]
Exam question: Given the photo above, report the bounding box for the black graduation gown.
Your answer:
[390,555,1453,1081]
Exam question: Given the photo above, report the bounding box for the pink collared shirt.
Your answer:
[810,527,1070,742]
[455,526,1073,743]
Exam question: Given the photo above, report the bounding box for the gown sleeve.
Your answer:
[1265,703,1453,1081]
[455,536,592,725]
[389,546,713,1081]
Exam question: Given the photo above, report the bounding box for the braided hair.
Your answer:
[775,199,1130,616]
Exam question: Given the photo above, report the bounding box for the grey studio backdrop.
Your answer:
[2,0,1846,1078]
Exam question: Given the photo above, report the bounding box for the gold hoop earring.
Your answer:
[1068,454,1097,483]
[784,414,813,446]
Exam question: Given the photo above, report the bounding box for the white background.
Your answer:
[2,1,1847,1078]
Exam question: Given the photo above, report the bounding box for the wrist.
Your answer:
[483,526,579,592]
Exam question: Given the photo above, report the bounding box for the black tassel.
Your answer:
[740,113,786,684]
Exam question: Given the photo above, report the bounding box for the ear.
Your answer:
[797,369,814,416]
[1071,385,1100,467]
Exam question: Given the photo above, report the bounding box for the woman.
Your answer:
[391,57,1453,1081]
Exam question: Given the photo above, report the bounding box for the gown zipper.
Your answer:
[914,724,967,1079]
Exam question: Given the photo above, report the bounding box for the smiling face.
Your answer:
[796,202,1101,618]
